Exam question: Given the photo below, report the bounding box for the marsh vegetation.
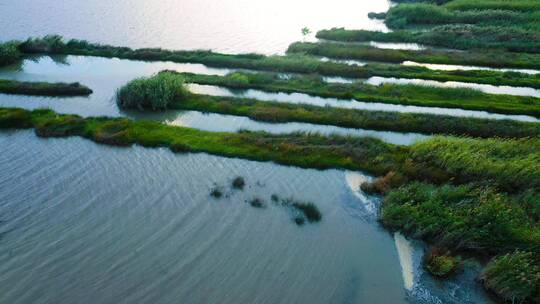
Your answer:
[0,79,92,96]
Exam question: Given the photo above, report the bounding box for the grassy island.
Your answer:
[0,79,92,96]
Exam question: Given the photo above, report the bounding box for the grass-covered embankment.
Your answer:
[13,36,540,89]
[288,41,540,70]
[4,107,537,190]
[374,135,540,302]
[0,107,406,175]
[481,251,540,303]
[317,26,540,54]
[180,71,540,117]
[175,94,540,139]
[318,0,540,54]
[116,72,540,138]
[0,79,92,96]
[381,182,540,302]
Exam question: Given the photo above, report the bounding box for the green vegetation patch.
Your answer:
[180,71,540,116]
[481,251,540,303]
[173,93,540,139]
[0,79,92,96]
[424,247,461,278]
[381,182,540,255]
[408,136,540,193]
[14,36,540,87]
[317,26,540,54]
[0,108,33,128]
[0,42,21,67]
[0,107,406,175]
[288,41,540,70]
[116,72,188,110]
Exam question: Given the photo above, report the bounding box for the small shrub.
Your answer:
[116,72,189,111]
[232,176,245,190]
[424,247,460,278]
[271,194,280,203]
[0,42,21,66]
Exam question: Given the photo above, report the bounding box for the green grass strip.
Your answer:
[288,41,540,70]
[13,35,540,89]
[0,79,92,96]
[0,107,406,176]
[180,71,540,117]
[173,93,540,139]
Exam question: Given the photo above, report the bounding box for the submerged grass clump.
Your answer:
[279,198,322,224]
[210,186,224,199]
[248,198,265,209]
[116,72,189,110]
[292,202,322,223]
[232,176,246,190]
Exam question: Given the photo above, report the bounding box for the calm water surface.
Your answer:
[0,131,492,304]
[0,0,390,55]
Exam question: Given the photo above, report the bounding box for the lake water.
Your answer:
[0,1,497,303]
[0,0,390,55]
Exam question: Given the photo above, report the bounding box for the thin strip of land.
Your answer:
[0,107,405,175]
[0,79,92,96]
[8,36,540,89]
[173,93,540,139]
[179,71,540,117]
[288,41,540,70]
[1,107,537,192]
